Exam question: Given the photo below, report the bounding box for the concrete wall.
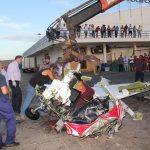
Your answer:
[48,47,64,63]
[84,6,150,30]
[135,49,150,56]
[111,47,133,60]
[36,47,64,67]
[36,54,44,68]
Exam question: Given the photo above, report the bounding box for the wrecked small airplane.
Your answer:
[25,70,150,138]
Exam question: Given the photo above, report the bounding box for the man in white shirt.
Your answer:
[7,55,23,114]
[137,25,142,38]
[123,56,129,72]
[129,56,134,72]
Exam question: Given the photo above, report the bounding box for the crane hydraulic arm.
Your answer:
[62,0,123,28]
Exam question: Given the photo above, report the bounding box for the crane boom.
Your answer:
[63,0,123,27]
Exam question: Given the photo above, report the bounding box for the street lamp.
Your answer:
[37,33,42,40]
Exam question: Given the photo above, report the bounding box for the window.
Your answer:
[91,46,103,54]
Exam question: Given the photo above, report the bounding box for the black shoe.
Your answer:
[5,142,20,147]
[0,143,6,149]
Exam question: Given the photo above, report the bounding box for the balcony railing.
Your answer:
[68,30,150,39]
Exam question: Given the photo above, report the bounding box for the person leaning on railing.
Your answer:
[95,26,100,38]
[133,25,137,38]
[137,25,142,38]
[55,24,147,39]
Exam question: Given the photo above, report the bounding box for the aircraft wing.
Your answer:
[92,78,150,100]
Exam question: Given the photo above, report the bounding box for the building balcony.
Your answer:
[23,30,150,57]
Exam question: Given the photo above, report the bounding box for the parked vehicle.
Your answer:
[22,57,37,73]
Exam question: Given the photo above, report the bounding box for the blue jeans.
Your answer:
[21,84,35,115]
[0,119,5,133]
[0,96,16,145]
[135,71,144,82]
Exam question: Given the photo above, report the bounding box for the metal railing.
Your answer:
[72,30,150,39]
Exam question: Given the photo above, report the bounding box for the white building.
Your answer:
[23,6,150,70]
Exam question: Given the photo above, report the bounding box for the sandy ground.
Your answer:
[2,72,150,150]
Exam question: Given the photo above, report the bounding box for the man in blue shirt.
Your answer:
[0,74,19,149]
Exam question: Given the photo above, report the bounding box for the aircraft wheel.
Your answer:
[25,107,40,120]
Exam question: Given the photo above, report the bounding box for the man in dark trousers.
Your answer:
[134,55,146,82]
[118,55,124,72]
[7,55,23,114]
[0,74,19,149]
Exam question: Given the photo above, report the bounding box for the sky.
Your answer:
[0,0,149,60]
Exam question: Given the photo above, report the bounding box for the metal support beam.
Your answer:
[103,43,107,63]
[133,43,137,55]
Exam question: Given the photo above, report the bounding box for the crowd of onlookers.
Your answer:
[75,24,143,38]
[46,22,143,40]
[115,53,150,82]
[116,53,150,72]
